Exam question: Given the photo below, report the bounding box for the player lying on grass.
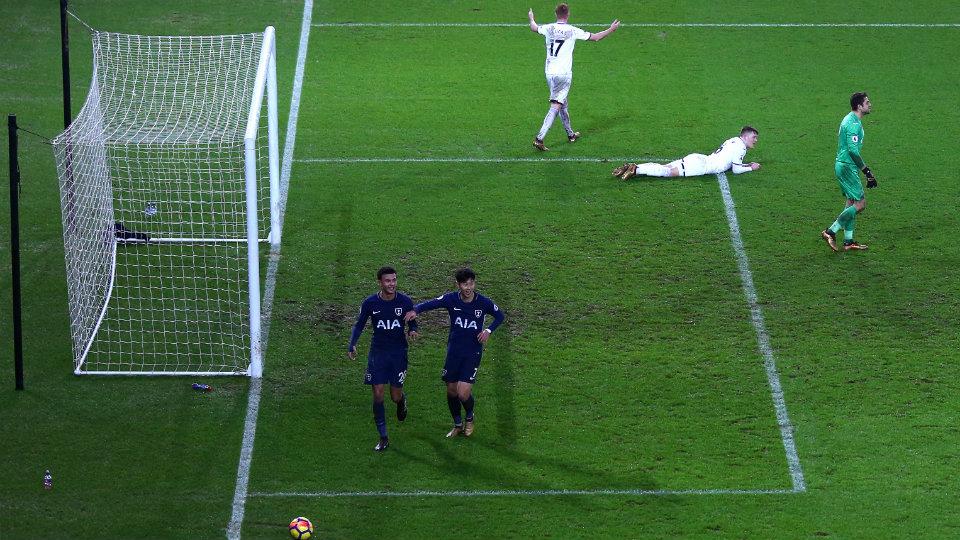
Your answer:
[613,126,761,180]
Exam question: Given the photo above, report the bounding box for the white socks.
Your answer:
[559,103,573,135]
[537,107,559,140]
[636,163,671,177]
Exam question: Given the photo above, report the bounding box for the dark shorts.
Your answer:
[365,350,408,387]
[441,350,483,384]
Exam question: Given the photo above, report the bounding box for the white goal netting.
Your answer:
[52,28,279,376]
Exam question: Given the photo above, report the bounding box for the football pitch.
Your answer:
[3,1,960,538]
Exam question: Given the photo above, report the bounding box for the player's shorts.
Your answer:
[545,72,572,104]
[364,349,408,387]
[667,154,709,177]
[441,349,483,384]
[835,161,864,201]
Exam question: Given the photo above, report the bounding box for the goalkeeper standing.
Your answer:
[821,92,877,251]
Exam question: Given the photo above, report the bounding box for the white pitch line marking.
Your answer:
[226,1,313,538]
[294,156,667,163]
[715,172,806,492]
[253,488,798,498]
[313,22,960,28]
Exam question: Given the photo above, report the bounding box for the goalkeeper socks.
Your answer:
[837,205,857,230]
[373,401,387,438]
[559,102,573,136]
[447,394,463,425]
[636,163,670,177]
[462,395,475,420]
[537,107,559,140]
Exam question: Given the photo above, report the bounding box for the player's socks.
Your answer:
[828,220,842,234]
[559,103,573,136]
[844,229,854,242]
[837,205,857,229]
[462,395,475,420]
[447,394,462,425]
[537,107,559,140]
[396,393,408,422]
[373,401,387,438]
[636,163,669,177]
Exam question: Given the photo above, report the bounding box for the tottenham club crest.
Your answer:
[475,309,483,318]
[395,307,403,316]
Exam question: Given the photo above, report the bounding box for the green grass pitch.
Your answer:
[3,1,960,538]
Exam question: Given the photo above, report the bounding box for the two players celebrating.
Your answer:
[348,267,504,452]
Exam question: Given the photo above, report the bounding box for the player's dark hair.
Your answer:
[740,125,758,137]
[377,266,396,280]
[455,267,476,284]
[850,92,869,110]
[555,3,569,18]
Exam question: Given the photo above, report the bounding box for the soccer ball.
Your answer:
[288,516,313,539]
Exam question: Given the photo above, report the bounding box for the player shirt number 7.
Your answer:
[538,23,591,76]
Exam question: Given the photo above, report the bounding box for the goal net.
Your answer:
[52,27,280,376]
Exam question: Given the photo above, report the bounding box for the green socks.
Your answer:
[834,205,857,240]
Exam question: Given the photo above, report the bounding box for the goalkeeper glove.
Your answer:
[863,166,878,188]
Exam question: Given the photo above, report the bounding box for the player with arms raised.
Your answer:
[614,126,762,180]
[404,268,505,438]
[347,266,419,452]
[529,3,620,151]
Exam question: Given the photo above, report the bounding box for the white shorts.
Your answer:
[545,73,572,104]
[668,154,709,177]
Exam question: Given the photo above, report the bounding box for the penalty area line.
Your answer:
[715,172,806,492]
[252,488,799,498]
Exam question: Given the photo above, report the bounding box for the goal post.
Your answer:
[52,27,280,377]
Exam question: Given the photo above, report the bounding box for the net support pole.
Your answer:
[244,137,263,378]
[265,27,281,247]
[9,115,24,390]
[59,0,72,129]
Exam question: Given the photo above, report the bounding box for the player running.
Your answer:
[529,3,620,151]
[404,268,504,438]
[821,92,876,252]
[613,126,762,180]
[348,267,419,452]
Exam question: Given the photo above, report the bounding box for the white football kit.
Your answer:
[537,23,591,103]
[669,137,753,176]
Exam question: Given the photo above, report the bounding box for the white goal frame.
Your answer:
[53,27,280,377]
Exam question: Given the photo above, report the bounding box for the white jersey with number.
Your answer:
[538,23,592,76]
[705,136,749,174]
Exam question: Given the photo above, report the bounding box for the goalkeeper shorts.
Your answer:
[835,162,864,201]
